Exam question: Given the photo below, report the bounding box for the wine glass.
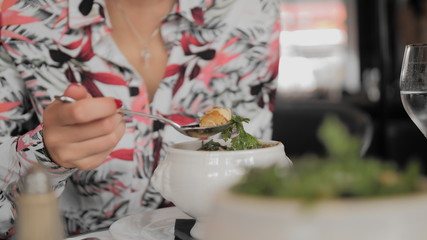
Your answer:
[400,43,427,138]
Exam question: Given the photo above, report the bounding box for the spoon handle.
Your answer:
[118,109,180,128]
[54,96,181,129]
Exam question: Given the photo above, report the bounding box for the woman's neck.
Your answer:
[110,0,175,15]
[105,0,175,102]
[106,0,175,36]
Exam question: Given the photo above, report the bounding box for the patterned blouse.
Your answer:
[0,0,280,237]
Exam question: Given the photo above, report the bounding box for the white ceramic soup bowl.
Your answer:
[151,140,292,239]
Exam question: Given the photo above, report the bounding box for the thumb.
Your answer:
[63,83,92,101]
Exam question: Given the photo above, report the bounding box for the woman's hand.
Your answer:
[43,84,126,170]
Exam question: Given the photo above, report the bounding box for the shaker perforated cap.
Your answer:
[22,166,51,194]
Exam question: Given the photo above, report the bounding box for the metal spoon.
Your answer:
[54,96,232,138]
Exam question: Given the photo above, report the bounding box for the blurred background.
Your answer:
[273,0,427,172]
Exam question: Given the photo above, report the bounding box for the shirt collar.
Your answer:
[68,0,207,29]
[68,0,106,29]
[173,0,206,26]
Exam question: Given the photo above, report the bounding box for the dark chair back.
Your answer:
[272,100,373,158]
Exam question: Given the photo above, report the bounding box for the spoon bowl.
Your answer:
[54,96,232,138]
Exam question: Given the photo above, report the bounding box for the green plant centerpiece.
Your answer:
[232,115,423,201]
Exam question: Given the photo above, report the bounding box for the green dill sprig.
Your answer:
[222,115,262,151]
[199,115,262,151]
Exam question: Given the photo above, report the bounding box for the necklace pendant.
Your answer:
[141,49,151,68]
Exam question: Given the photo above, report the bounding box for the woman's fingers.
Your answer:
[63,83,92,101]
[49,97,122,126]
[45,116,126,169]
[49,113,124,143]
[42,83,126,170]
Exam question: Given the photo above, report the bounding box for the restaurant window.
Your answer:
[277,0,360,101]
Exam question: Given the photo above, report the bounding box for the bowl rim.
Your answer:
[168,139,284,154]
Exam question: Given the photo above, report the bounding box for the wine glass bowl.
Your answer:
[400,43,427,138]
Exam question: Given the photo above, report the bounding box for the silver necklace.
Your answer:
[115,1,163,68]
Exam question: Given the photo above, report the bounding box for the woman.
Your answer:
[0,0,280,237]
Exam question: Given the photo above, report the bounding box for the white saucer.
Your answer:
[109,207,192,240]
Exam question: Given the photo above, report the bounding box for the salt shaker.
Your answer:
[16,166,64,240]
